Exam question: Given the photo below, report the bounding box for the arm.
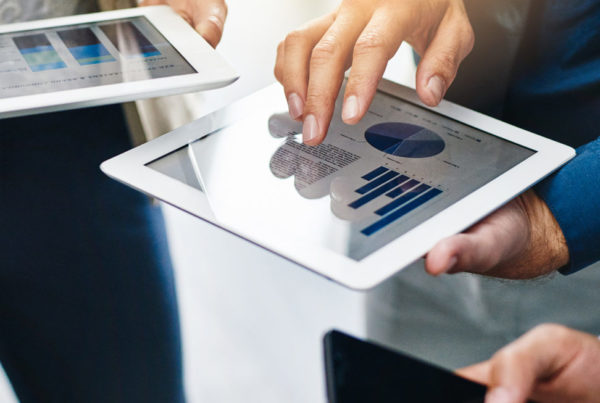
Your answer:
[535,137,600,274]
[457,324,600,403]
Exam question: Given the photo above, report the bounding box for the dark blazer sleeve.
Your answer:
[535,137,600,274]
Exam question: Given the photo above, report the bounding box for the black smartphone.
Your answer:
[324,330,487,403]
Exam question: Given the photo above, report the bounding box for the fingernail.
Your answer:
[486,387,515,403]
[287,93,304,120]
[342,95,359,122]
[442,256,458,273]
[426,75,445,105]
[303,114,319,144]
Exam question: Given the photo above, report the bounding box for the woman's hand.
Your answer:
[140,0,228,47]
[458,324,600,403]
[274,0,474,145]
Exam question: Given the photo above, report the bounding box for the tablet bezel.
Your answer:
[101,80,575,290]
[0,6,238,118]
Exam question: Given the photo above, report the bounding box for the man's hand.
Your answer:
[140,0,227,47]
[425,189,569,278]
[457,324,600,403]
[274,0,474,145]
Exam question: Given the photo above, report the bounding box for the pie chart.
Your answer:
[365,122,445,158]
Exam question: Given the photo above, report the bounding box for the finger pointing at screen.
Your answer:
[274,0,474,146]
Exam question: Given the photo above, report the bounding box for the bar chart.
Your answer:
[347,166,443,236]
[13,34,66,72]
[57,28,116,66]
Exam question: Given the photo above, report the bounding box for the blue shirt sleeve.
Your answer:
[535,137,600,274]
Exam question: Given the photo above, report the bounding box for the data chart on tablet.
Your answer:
[149,85,535,262]
[0,17,196,98]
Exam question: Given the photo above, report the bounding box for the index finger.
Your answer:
[342,6,414,125]
[301,8,370,145]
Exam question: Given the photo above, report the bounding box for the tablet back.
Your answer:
[323,330,486,403]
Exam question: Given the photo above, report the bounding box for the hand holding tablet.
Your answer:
[101,80,574,289]
[139,0,228,47]
[426,189,570,278]
[0,6,238,118]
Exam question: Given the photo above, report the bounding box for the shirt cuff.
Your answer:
[534,137,600,275]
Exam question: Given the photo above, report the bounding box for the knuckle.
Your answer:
[285,29,307,46]
[432,49,460,80]
[348,71,379,90]
[305,90,334,111]
[311,37,341,63]
[531,323,569,339]
[461,24,475,52]
[274,64,282,82]
[354,32,390,58]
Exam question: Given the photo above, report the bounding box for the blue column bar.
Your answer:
[386,179,421,198]
[376,183,431,216]
[356,171,399,194]
[361,188,444,236]
[348,175,409,209]
[361,166,389,181]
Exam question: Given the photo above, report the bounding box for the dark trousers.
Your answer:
[0,105,184,402]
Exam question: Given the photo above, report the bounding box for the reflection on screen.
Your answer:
[147,86,535,261]
[0,17,196,98]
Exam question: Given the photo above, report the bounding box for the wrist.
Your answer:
[523,190,570,272]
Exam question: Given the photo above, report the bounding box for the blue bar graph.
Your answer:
[349,175,409,209]
[356,171,399,194]
[376,183,431,216]
[361,188,443,236]
[386,179,420,198]
[362,166,389,181]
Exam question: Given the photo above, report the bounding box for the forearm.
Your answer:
[535,136,600,274]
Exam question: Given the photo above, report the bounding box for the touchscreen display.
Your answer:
[147,86,534,261]
[0,17,196,98]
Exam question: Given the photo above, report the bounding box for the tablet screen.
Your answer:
[0,17,196,98]
[147,87,535,261]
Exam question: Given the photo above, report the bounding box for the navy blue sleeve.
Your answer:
[535,137,600,274]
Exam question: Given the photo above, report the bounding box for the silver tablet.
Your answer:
[101,80,574,289]
[0,6,238,118]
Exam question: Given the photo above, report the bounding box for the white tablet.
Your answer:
[101,80,575,290]
[0,6,238,118]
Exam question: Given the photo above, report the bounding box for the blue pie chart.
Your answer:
[365,122,445,158]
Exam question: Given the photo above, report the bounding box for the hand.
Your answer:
[140,0,227,47]
[425,189,569,278]
[457,324,600,403]
[274,0,474,145]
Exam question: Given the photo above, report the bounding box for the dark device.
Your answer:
[324,330,487,403]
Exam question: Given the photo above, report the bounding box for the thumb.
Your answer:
[193,0,228,48]
[415,15,474,106]
[424,231,503,276]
